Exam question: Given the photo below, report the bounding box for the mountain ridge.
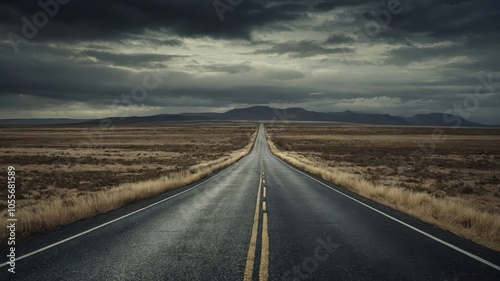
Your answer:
[0,106,495,127]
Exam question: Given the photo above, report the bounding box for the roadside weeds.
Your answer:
[266,134,500,252]
[1,131,257,244]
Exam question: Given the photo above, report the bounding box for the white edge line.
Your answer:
[0,152,250,268]
[271,154,500,271]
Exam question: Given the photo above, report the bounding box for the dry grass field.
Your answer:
[0,124,257,242]
[266,124,500,251]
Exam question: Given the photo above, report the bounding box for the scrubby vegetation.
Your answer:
[0,124,257,242]
[267,125,500,251]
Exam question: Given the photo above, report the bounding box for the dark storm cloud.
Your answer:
[1,0,499,124]
[254,40,354,58]
[3,0,498,45]
[345,0,500,47]
[365,0,500,92]
[202,64,253,74]
[325,34,355,44]
[314,0,377,11]
[1,0,308,42]
[0,42,135,103]
[136,38,184,47]
[388,0,500,38]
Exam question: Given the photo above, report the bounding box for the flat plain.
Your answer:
[0,124,257,241]
[267,124,500,250]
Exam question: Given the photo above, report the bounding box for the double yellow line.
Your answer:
[243,160,269,281]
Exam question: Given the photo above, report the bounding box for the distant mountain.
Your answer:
[79,114,210,126]
[221,106,411,124]
[404,113,488,127]
[0,118,90,125]
[329,110,411,125]
[0,107,493,127]
[222,106,278,120]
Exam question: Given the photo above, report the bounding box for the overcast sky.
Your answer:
[1,0,499,124]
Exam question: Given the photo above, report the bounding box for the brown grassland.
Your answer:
[0,124,257,243]
[266,124,500,251]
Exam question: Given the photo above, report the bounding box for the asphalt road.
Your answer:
[1,124,499,280]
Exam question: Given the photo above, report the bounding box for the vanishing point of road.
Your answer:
[1,124,499,280]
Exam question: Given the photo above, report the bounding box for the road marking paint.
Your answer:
[243,160,263,281]
[0,151,252,268]
[262,201,267,211]
[272,155,500,271]
[259,212,269,281]
[263,186,267,198]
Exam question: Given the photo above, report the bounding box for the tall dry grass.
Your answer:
[1,131,257,243]
[267,135,500,251]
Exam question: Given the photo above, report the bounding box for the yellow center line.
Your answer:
[263,186,266,198]
[259,212,269,281]
[262,201,267,211]
[243,160,263,281]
